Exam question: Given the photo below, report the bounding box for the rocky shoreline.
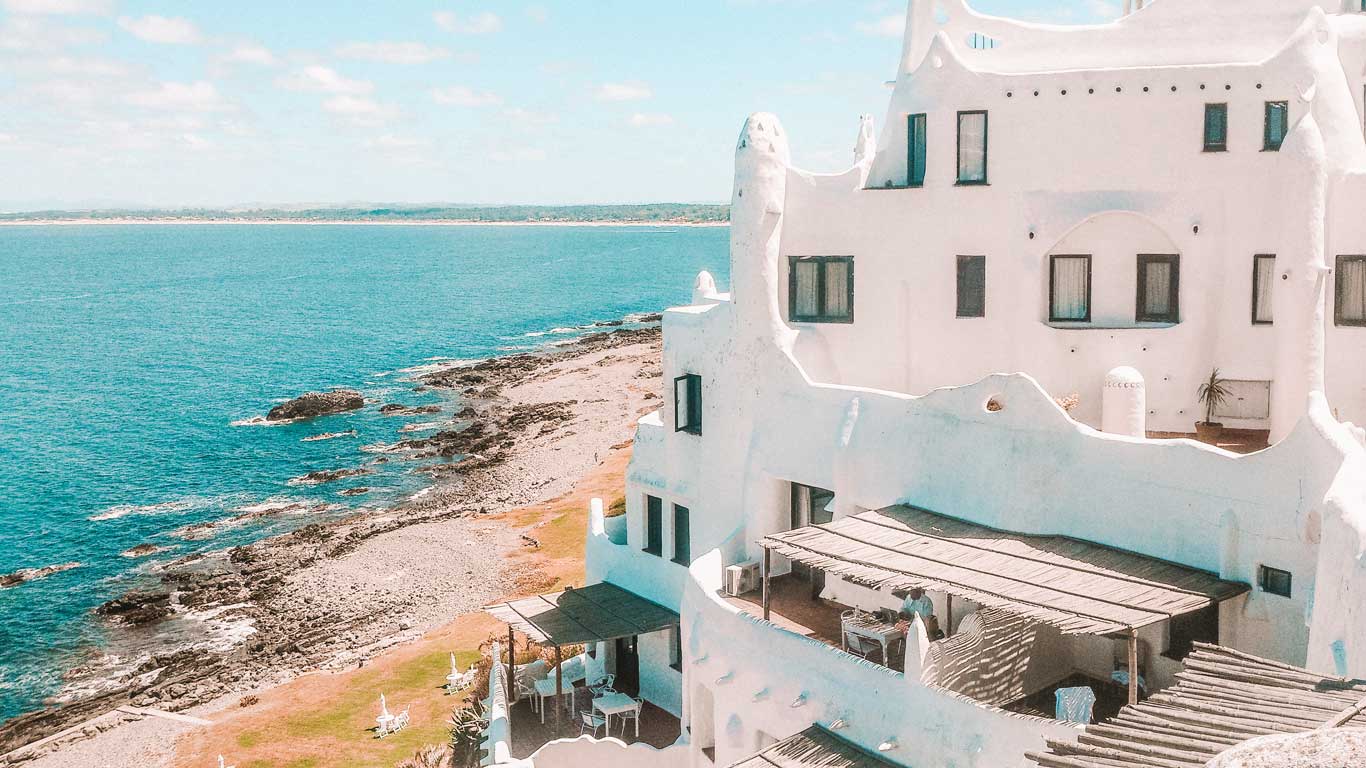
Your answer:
[0,321,663,762]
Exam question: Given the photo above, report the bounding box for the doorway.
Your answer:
[790,483,834,598]
[614,635,640,695]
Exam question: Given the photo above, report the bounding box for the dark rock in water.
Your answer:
[288,467,373,486]
[97,590,172,626]
[594,319,625,327]
[267,389,364,422]
[338,486,370,496]
[379,403,441,416]
[0,562,80,588]
[120,544,169,559]
[455,406,477,418]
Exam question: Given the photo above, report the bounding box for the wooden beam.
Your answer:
[1321,693,1366,729]
[762,547,772,621]
[1129,628,1139,706]
[554,644,563,735]
[946,594,954,637]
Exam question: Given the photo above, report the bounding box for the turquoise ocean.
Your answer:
[0,223,728,722]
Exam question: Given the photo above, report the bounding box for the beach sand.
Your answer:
[7,327,660,767]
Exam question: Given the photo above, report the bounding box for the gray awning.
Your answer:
[483,581,678,646]
[1027,643,1366,768]
[761,505,1248,636]
[729,725,905,768]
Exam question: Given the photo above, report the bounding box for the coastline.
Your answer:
[0,218,729,228]
[2,322,663,766]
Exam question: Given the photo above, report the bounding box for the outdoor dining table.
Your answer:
[533,677,570,724]
[592,691,642,738]
[841,611,905,665]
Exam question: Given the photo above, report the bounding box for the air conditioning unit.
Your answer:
[724,560,761,597]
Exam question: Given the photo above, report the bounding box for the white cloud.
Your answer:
[1086,0,1122,20]
[180,132,211,150]
[336,41,452,65]
[0,16,106,53]
[433,10,502,35]
[117,15,203,45]
[503,107,557,126]
[367,134,429,150]
[222,44,277,66]
[628,112,673,127]
[276,65,373,95]
[854,14,904,38]
[0,132,15,144]
[431,85,501,107]
[525,5,548,23]
[323,95,397,125]
[1,0,111,15]
[595,82,652,102]
[127,81,233,112]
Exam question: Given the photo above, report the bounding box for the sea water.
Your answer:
[0,223,728,721]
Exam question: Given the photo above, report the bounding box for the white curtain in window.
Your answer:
[1254,256,1276,323]
[958,113,987,182]
[1051,257,1089,320]
[823,260,850,317]
[1144,261,1172,317]
[1343,258,1366,322]
[794,260,820,317]
[674,377,691,429]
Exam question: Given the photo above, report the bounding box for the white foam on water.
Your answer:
[89,496,223,522]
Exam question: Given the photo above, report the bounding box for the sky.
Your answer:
[0,0,1121,209]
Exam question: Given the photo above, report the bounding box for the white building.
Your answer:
[486,2,1366,767]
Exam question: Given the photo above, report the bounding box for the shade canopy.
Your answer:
[1027,643,1366,768]
[761,505,1248,636]
[729,725,903,768]
[483,581,678,646]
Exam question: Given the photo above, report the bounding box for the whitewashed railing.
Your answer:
[481,641,513,766]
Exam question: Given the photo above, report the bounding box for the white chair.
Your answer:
[515,659,548,709]
[845,634,884,664]
[589,674,616,696]
[579,709,607,738]
[1055,686,1096,724]
[617,697,644,738]
[391,707,411,734]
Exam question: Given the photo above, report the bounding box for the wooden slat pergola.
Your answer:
[729,724,904,768]
[483,581,678,733]
[760,505,1249,704]
[1026,643,1366,768]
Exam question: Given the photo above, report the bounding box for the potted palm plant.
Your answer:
[1196,368,1232,444]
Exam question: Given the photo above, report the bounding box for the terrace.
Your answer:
[728,505,1249,724]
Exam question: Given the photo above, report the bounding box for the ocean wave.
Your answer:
[0,292,94,307]
[89,496,220,522]
[301,429,357,442]
[398,420,446,433]
[229,415,286,427]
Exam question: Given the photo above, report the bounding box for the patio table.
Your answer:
[841,612,905,665]
[593,691,641,738]
[533,677,570,724]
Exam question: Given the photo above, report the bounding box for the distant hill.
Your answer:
[0,203,731,224]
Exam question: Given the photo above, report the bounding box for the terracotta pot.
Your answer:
[1195,421,1224,444]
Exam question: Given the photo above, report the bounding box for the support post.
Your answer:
[507,626,516,703]
[554,644,563,734]
[762,547,772,621]
[1128,628,1139,706]
[946,594,953,638]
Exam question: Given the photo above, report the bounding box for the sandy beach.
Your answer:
[2,324,662,767]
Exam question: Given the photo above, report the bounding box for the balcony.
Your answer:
[506,692,680,758]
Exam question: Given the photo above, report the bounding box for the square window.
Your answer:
[956,111,988,185]
[1253,254,1275,325]
[674,374,702,435]
[956,255,986,318]
[788,256,854,323]
[1137,254,1180,323]
[1337,255,1366,326]
[1264,101,1289,151]
[1049,255,1092,323]
[671,504,690,565]
[644,495,663,556]
[907,113,927,187]
[1203,103,1228,152]
[1258,565,1292,598]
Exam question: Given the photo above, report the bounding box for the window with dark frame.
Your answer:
[907,113,927,187]
[1258,565,1292,598]
[956,255,986,318]
[1136,254,1180,323]
[1253,254,1276,325]
[1337,255,1366,327]
[956,110,988,185]
[788,255,854,323]
[1264,101,1289,151]
[1049,255,1092,323]
[1203,103,1228,152]
[644,495,663,556]
[673,374,702,435]
[671,504,690,565]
